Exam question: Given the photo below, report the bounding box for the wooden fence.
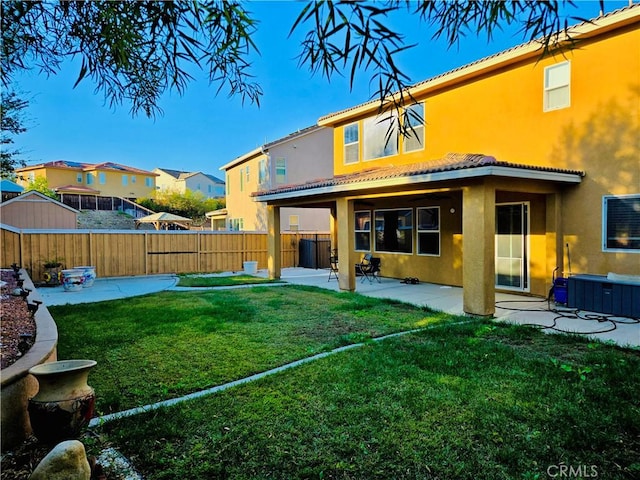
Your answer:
[0,226,331,282]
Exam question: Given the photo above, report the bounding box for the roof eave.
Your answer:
[253,166,583,202]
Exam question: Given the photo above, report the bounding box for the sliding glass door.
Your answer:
[495,203,529,291]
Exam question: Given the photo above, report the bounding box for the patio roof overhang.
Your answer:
[253,154,584,204]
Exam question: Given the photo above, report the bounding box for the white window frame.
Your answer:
[602,194,640,252]
[245,166,250,183]
[288,215,299,231]
[363,114,398,161]
[544,61,570,112]
[417,206,440,256]
[403,102,425,153]
[275,158,287,184]
[344,123,360,165]
[145,177,153,187]
[354,210,371,252]
[76,173,83,183]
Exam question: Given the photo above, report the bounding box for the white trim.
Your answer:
[602,193,640,253]
[495,202,531,293]
[416,206,440,257]
[254,166,583,202]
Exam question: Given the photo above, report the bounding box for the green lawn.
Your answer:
[51,285,446,414]
[50,286,640,479]
[176,274,280,287]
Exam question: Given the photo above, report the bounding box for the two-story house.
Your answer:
[154,168,225,198]
[219,125,333,231]
[15,161,158,207]
[255,6,640,317]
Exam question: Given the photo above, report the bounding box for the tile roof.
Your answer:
[253,153,584,197]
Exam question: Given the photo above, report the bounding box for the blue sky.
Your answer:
[10,0,629,178]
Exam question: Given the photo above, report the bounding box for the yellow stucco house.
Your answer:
[15,161,158,208]
[255,6,640,317]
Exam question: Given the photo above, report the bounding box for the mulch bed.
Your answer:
[1,269,36,370]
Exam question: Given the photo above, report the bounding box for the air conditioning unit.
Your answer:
[568,274,640,317]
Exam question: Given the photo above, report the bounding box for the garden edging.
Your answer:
[1,269,58,451]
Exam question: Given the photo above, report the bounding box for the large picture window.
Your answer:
[355,211,371,251]
[344,123,359,164]
[544,61,570,111]
[417,207,440,255]
[403,103,424,153]
[364,114,398,160]
[374,209,413,253]
[603,194,640,252]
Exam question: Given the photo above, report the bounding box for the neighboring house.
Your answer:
[15,161,158,205]
[255,6,640,317]
[0,190,78,229]
[154,168,225,198]
[1,179,24,202]
[219,125,333,231]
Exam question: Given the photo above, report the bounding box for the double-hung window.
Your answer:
[544,61,570,111]
[275,158,287,184]
[603,194,640,252]
[374,209,413,253]
[344,123,359,164]
[145,177,153,187]
[403,103,424,153]
[355,211,371,251]
[99,172,106,185]
[417,207,440,255]
[364,114,398,160]
[86,173,94,185]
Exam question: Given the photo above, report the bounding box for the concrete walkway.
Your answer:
[38,268,639,348]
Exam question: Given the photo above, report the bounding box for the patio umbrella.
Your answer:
[135,212,193,230]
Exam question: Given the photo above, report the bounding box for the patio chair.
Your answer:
[356,254,381,283]
[328,249,339,281]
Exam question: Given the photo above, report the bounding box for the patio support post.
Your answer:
[462,182,496,316]
[336,198,355,291]
[546,192,563,276]
[267,205,281,280]
[330,205,338,251]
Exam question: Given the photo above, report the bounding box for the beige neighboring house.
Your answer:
[154,168,225,199]
[0,190,79,229]
[218,125,333,232]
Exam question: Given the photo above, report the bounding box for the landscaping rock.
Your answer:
[29,440,90,480]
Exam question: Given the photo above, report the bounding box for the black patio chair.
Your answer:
[328,249,339,281]
[356,254,381,283]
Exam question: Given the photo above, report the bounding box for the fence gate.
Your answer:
[298,236,331,269]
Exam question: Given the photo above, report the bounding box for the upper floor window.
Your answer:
[122,174,128,186]
[603,194,640,252]
[403,103,424,153]
[76,173,83,183]
[417,207,440,256]
[258,159,268,185]
[355,211,371,251]
[99,172,106,185]
[544,61,570,111]
[226,173,230,195]
[240,169,244,191]
[145,177,153,187]
[344,123,359,164]
[245,166,250,183]
[131,175,136,184]
[275,158,287,184]
[364,114,398,161]
[374,208,412,254]
[86,173,94,185]
[208,184,212,193]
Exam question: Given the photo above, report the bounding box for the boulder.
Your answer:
[30,440,91,480]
